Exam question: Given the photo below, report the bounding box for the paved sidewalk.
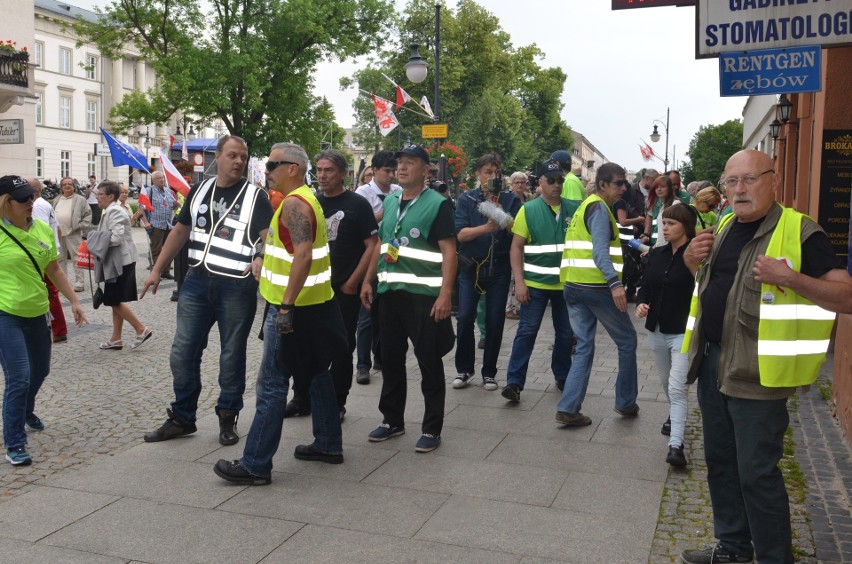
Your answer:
[0,226,846,562]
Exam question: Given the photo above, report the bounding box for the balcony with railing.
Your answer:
[0,50,34,113]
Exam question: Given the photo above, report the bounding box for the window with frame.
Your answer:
[34,42,43,67]
[87,153,96,177]
[59,96,71,128]
[35,92,43,125]
[86,100,97,131]
[60,151,71,178]
[85,54,97,80]
[36,148,43,178]
[60,47,72,75]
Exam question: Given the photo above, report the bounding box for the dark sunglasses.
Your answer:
[13,193,36,203]
[265,160,296,172]
[544,176,565,185]
[609,179,628,187]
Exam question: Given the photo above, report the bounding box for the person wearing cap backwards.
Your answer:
[550,150,585,218]
[501,160,574,402]
[0,175,88,466]
[140,136,274,447]
[361,145,457,453]
[451,152,521,392]
[677,150,852,564]
[214,143,348,485]
[555,162,639,427]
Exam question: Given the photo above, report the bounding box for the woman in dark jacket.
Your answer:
[635,204,697,467]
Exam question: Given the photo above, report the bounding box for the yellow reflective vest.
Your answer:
[682,208,835,387]
[560,194,623,285]
[259,185,333,306]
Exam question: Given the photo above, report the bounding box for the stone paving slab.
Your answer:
[40,496,302,563]
[0,486,118,542]
[0,537,128,564]
[263,524,523,564]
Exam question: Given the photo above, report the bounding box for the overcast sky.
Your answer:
[73,0,746,171]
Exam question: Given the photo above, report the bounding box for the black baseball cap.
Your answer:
[394,145,430,164]
[0,175,36,200]
[540,160,564,179]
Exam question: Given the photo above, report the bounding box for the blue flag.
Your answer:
[100,128,150,172]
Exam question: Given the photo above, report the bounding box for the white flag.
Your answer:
[421,96,434,119]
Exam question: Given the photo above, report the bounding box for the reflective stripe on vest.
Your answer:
[258,186,333,306]
[187,178,260,278]
[376,188,446,297]
[522,197,571,287]
[681,208,835,387]
[560,195,625,285]
[616,223,634,242]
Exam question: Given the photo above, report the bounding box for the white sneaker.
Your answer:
[483,377,498,391]
[452,373,473,389]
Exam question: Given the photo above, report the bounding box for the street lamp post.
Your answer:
[137,127,152,178]
[404,1,441,124]
[649,106,670,171]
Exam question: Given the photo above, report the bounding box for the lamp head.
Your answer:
[650,124,661,143]
[404,43,428,84]
[778,94,793,123]
[769,119,781,139]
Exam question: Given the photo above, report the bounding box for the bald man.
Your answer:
[143,171,180,279]
[29,177,68,343]
[678,150,852,564]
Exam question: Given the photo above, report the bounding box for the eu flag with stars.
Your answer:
[100,128,150,172]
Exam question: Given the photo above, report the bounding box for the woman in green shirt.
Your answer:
[0,175,87,466]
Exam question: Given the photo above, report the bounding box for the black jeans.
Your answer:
[377,290,454,435]
[697,342,793,563]
[329,290,361,409]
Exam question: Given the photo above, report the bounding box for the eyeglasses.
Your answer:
[13,194,36,203]
[265,160,296,172]
[608,179,628,187]
[544,176,564,185]
[719,170,773,190]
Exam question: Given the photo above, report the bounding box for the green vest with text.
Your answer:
[681,208,835,387]
[560,194,623,284]
[523,197,570,287]
[259,185,333,306]
[377,188,445,297]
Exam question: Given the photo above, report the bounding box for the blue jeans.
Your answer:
[557,285,638,414]
[506,287,573,389]
[455,264,511,379]
[240,306,342,477]
[169,267,258,423]
[355,304,372,371]
[647,329,689,447]
[697,342,792,562]
[0,311,51,448]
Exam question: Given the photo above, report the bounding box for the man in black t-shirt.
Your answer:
[679,150,852,564]
[140,136,274,448]
[284,150,379,420]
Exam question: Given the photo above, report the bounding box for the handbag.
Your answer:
[86,251,104,309]
[0,224,48,298]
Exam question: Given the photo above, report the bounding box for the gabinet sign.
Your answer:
[696,0,852,58]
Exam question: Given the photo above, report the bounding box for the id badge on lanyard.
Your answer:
[385,193,420,263]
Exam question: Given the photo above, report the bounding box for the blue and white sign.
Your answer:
[719,45,821,96]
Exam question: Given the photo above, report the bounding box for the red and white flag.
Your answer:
[158,148,191,196]
[639,142,656,162]
[381,73,411,110]
[371,93,399,137]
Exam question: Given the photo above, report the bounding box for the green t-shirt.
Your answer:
[0,219,57,317]
[511,204,564,290]
[560,172,585,218]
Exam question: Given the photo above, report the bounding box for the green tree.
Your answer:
[74,0,393,156]
[342,0,572,177]
[680,119,744,184]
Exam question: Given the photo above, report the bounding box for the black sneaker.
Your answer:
[26,414,45,431]
[368,423,405,442]
[356,367,370,384]
[679,543,753,564]
[283,399,311,418]
[555,380,565,392]
[501,384,521,402]
[213,459,271,485]
[477,338,486,350]
[294,444,343,464]
[143,409,197,442]
[661,416,671,436]
[666,444,688,467]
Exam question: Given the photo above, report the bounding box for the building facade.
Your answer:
[0,0,37,177]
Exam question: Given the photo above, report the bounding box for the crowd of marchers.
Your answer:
[2,137,851,564]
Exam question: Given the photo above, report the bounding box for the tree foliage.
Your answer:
[680,119,744,185]
[343,0,573,178]
[74,0,393,156]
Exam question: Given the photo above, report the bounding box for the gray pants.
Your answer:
[60,232,85,288]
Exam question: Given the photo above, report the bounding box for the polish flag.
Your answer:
[137,191,153,212]
[158,148,191,196]
[381,72,411,110]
